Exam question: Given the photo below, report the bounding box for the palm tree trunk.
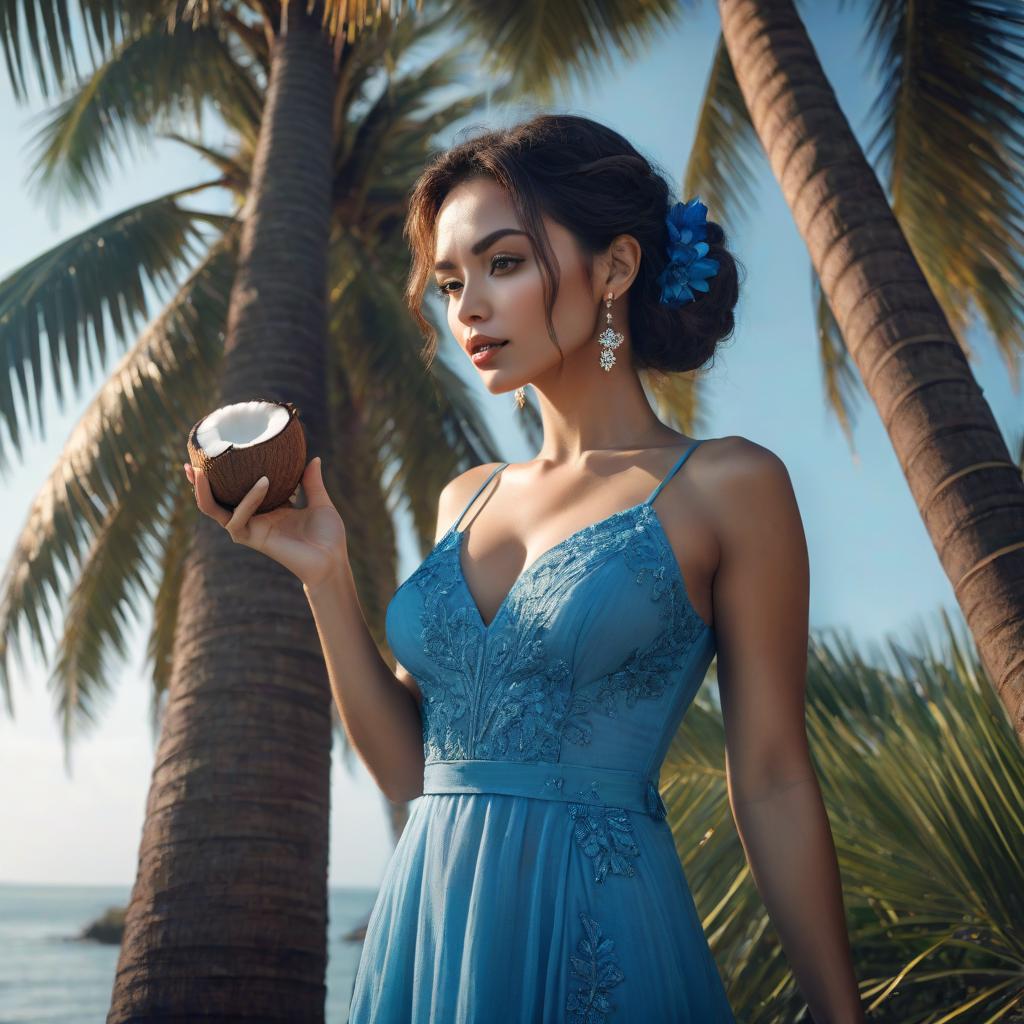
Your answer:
[108,8,337,1021]
[717,0,1024,742]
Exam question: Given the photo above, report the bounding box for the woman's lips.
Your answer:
[470,340,509,366]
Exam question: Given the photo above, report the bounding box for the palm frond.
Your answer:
[48,457,172,769]
[0,234,234,731]
[811,264,866,458]
[0,185,230,473]
[329,230,499,554]
[27,16,261,205]
[0,0,175,100]
[161,132,250,195]
[320,0,423,50]
[1,0,86,99]
[808,614,1024,1020]
[445,0,686,103]
[860,0,1024,382]
[663,610,1024,1020]
[348,78,522,230]
[335,47,483,217]
[683,32,765,230]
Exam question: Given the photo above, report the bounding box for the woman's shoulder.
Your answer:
[694,434,788,478]
[696,435,803,543]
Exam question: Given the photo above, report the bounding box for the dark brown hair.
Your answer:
[403,113,742,373]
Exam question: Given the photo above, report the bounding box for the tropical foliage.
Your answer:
[668,610,1024,1021]
[0,4,518,753]
[5,1,1021,753]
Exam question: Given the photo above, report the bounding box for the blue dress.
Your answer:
[347,440,735,1023]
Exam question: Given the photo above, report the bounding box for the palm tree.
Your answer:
[0,3,518,1018]
[447,0,1024,741]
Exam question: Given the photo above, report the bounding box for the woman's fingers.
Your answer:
[225,476,269,542]
[303,457,332,508]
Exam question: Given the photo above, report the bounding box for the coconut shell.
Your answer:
[186,398,307,513]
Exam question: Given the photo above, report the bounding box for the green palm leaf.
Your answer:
[1,0,84,99]
[0,0,423,105]
[145,470,194,743]
[857,0,1024,379]
[27,16,260,204]
[447,0,685,102]
[811,265,865,456]
[665,612,1024,1020]
[0,185,228,469]
[683,33,765,231]
[0,234,235,728]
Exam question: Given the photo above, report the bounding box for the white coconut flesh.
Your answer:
[195,401,291,458]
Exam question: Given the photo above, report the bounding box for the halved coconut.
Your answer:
[186,398,307,513]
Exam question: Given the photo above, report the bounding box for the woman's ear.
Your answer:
[605,233,642,295]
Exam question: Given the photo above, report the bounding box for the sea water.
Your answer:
[0,881,377,1023]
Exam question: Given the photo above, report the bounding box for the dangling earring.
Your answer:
[597,291,624,371]
[513,385,527,410]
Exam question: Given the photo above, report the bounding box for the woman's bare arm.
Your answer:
[303,465,494,803]
[303,558,426,803]
[711,439,865,1024]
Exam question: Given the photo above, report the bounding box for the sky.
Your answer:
[0,5,1020,890]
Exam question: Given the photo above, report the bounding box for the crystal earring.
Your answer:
[514,386,527,410]
[597,291,624,371]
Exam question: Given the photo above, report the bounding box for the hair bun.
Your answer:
[403,113,744,373]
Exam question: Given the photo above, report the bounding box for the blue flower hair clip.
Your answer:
[656,197,720,308]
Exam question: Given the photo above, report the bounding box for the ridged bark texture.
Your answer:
[108,9,337,1022]
[717,0,1024,741]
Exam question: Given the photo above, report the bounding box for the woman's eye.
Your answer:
[435,255,522,299]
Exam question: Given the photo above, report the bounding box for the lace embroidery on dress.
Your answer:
[403,500,704,764]
[566,911,626,1023]
[563,503,705,748]
[407,532,483,762]
[473,628,574,760]
[567,784,641,884]
[408,529,578,762]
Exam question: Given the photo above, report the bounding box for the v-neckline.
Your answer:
[451,501,704,634]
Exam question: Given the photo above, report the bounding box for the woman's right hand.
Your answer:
[184,457,348,588]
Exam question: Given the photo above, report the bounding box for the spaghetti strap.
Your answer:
[644,440,705,506]
[451,462,510,533]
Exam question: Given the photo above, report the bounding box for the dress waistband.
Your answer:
[421,760,668,821]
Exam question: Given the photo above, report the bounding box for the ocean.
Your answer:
[0,881,378,1024]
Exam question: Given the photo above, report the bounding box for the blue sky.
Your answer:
[0,5,1020,889]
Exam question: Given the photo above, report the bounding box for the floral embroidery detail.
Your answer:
[563,505,704,748]
[566,911,625,1022]
[473,629,573,760]
[405,533,484,762]
[404,530,577,763]
[392,499,706,764]
[567,784,640,883]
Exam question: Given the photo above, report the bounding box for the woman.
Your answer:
[185,114,864,1023]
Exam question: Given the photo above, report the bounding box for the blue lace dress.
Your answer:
[347,440,735,1023]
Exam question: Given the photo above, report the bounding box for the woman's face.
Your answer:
[432,176,606,392]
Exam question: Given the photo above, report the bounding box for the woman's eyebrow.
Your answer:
[434,228,527,270]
